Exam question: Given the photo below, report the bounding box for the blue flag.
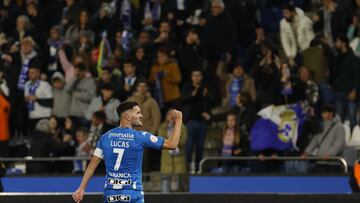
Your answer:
[250,103,305,151]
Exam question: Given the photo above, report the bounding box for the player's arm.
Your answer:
[163,110,183,150]
[72,156,102,203]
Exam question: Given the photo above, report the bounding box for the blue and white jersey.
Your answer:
[93,127,164,191]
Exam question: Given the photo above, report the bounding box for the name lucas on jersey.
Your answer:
[110,140,129,148]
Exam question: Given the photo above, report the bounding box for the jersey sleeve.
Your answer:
[138,131,164,150]
[93,136,104,159]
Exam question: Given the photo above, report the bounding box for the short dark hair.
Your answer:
[100,83,114,91]
[283,4,295,12]
[77,127,89,135]
[116,101,138,117]
[321,105,335,114]
[336,35,350,47]
[191,68,204,75]
[135,78,148,87]
[93,111,106,122]
[28,58,41,71]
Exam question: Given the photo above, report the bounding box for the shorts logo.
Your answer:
[150,135,158,143]
[107,195,131,202]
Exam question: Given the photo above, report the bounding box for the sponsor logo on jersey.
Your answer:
[108,178,132,186]
[108,172,132,178]
[150,135,158,143]
[107,195,131,202]
[109,133,134,140]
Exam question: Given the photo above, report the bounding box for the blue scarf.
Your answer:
[154,75,164,108]
[17,63,30,91]
[27,80,40,111]
[229,77,243,107]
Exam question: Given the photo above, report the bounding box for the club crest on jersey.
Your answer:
[150,135,158,143]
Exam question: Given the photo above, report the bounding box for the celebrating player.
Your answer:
[72,101,182,203]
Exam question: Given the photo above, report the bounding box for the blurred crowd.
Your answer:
[0,0,360,174]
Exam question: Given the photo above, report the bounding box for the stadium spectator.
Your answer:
[216,60,256,108]
[149,47,181,113]
[221,113,248,173]
[280,4,314,66]
[60,0,81,32]
[330,35,359,128]
[158,109,187,174]
[85,83,120,126]
[119,60,139,101]
[132,46,151,78]
[88,111,111,148]
[177,29,203,84]
[61,116,78,141]
[24,59,53,134]
[181,69,212,173]
[96,66,122,99]
[67,62,96,126]
[203,0,236,82]
[347,11,360,57]
[302,105,346,160]
[65,9,94,44]
[51,72,71,122]
[251,42,281,107]
[292,66,320,108]
[313,0,347,48]
[0,70,10,158]
[73,127,93,173]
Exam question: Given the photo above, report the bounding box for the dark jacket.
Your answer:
[313,7,347,41]
[331,50,359,92]
[203,11,236,60]
[181,82,213,123]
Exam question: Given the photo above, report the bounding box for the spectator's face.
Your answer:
[159,22,170,33]
[76,131,87,143]
[65,117,73,129]
[191,71,203,84]
[101,89,113,100]
[299,68,309,82]
[138,32,149,44]
[75,68,85,78]
[20,42,33,55]
[49,117,58,130]
[157,52,168,65]
[27,4,37,17]
[123,63,135,76]
[335,39,344,50]
[226,115,237,128]
[66,0,74,7]
[282,9,293,22]
[321,111,333,121]
[16,17,27,31]
[79,11,89,25]
[115,32,122,44]
[79,35,89,45]
[323,0,332,8]
[135,48,144,60]
[52,78,64,89]
[50,28,61,41]
[101,70,111,82]
[211,2,223,16]
[233,66,244,78]
[28,68,40,81]
[136,82,148,95]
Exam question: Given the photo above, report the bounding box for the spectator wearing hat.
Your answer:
[85,83,120,125]
[217,59,256,109]
[24,59,53,134]
[51,71,71,121]
[67,62,96,126]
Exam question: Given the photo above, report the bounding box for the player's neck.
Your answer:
[119,121,133,129]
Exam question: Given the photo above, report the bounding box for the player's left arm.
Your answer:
[72,156,102,203]
[163,110,183,150]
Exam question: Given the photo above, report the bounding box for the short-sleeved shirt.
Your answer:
[94,127,164,191]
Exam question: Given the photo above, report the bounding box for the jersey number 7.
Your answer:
[113,148,125,171]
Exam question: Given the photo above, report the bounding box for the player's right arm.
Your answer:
[163,110,183,150]
[72,155,102,203]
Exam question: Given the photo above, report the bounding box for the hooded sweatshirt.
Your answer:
[52,72,71,118]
